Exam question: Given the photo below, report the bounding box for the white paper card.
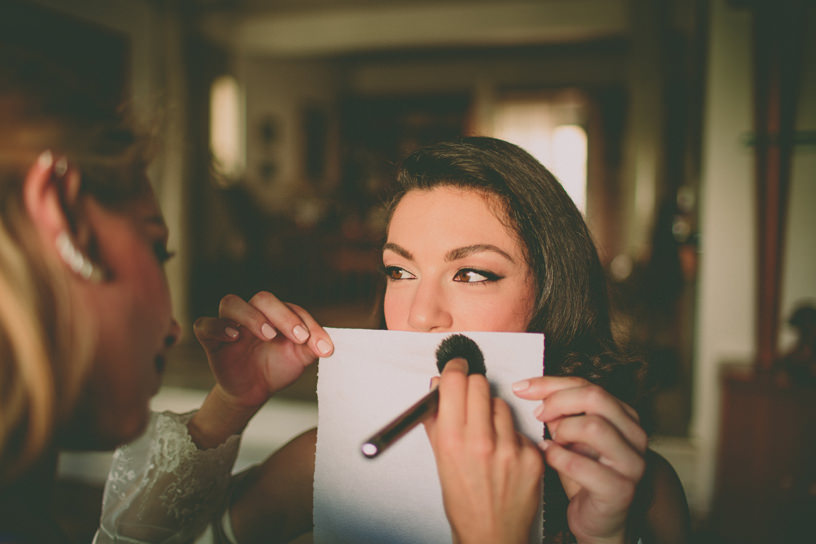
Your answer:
[314,327,545,544]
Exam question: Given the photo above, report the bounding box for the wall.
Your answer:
[693,0,756,517]
[238,56,342,214]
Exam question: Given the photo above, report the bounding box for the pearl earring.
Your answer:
[56,231,106,282]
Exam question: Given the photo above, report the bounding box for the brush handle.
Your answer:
[361,386,439,458]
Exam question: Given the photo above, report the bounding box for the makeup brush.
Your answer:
[361,334,486,458]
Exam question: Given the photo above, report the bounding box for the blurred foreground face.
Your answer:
[63,189,180,450]
[383,186,535,333]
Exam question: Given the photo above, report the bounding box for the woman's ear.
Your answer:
[23,150,81,239]
[23,151,106,282]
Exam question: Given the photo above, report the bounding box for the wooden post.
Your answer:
[751,0,806,370]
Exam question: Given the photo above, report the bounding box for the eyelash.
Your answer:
[381,266,503,284]
[453,268,503,283]
[154,242,175,264]
[382,265,414,281]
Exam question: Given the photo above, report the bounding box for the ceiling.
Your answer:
[194,0,629,58]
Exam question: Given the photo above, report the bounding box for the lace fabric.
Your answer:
[94,410,241,544]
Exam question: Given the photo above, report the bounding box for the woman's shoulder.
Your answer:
[635,449,692,544]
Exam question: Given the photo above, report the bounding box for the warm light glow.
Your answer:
[210,75,245,181]
[490,99,587,214]
[551,124,587,213]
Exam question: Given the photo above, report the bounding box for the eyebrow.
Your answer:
[383,242,516,263]
[446,244,516,263]
[142,215,169,237]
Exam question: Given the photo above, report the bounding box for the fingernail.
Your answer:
[512,379,530,392]
[533,403,546,419]
[261,323,277,339]
[293,325,309,342]
[317,338,332,355]
[225,326,239,339]
[54,156,68,177]
[446,358,468,372]
[538,439,551,451]
[38,150,53,168]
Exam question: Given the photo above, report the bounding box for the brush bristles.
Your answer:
[435,334,486,375]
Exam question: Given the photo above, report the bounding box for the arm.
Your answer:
[96,292,332,543]
[189,292,333,449]
[95,410,241,543]
[228,428,317,544]
[635,450,691,544]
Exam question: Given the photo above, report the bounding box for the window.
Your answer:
[489,94,588,214]
[210,75,245,183]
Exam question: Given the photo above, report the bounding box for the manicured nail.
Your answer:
[261,323,277,339]
[54,156,68,177]
[512,379,530,392]
[225,326,239,339]
[533,403,546,419]
[317,338,332,355]
[293,325,309,342]
[38,150,53,168]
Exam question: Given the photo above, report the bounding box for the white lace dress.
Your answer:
[93,411,241,544]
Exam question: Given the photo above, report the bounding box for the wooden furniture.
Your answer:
[712,368,816,543]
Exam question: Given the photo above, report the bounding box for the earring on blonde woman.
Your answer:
[56,231,106,282]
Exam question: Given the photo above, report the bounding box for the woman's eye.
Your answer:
[453,268,501,283]
[383,266,415,281]
[153,242,175,264]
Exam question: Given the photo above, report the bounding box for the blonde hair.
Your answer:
[0,198,83,481]
[0,47,151,483]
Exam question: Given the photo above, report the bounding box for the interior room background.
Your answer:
[3,1,814,542]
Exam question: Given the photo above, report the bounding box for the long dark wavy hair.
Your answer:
[380,136,647,543]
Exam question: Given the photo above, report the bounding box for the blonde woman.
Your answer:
[0,48,333,542]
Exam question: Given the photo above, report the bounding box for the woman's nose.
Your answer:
[165,318,181,349]
[406,281,452,331]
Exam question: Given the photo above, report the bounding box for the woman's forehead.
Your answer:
[394,186,506,220]
[387,186,521,252]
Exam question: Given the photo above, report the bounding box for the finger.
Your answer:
[518,434,546,484]
[193,316,241,347]
[246,291,316,345]
[217,293,282,342]
[548,414,645,481]
[539,439,637,506]
[422,377,441,444]
[515,376,640,422]
[534,386,647,453]
[436,358,469,434]
[491,397,519,449]
[285,303,334,358]
[464,373,493,440]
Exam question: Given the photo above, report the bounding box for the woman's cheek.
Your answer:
[383,289,404,330]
